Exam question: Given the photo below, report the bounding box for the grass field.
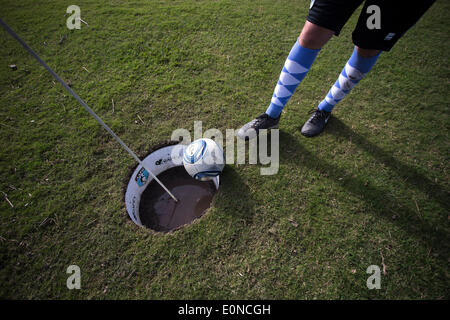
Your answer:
[0,0,449,299]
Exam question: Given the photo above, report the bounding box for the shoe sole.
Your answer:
[300,130,319,138]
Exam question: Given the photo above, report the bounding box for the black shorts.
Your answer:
[307,0,436,51]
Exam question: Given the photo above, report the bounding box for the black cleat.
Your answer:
[301,108,331,137]
[237,113,280,140]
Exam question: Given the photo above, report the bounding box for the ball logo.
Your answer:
[184,140,206,164]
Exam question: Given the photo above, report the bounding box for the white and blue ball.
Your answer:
[183,138,225,181]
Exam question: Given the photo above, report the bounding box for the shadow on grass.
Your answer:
[212,165,256,226]
[279,125,449,261]
[326,117,450,213]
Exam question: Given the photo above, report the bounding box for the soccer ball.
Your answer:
[183,138,225,181]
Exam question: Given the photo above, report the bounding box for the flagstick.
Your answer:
[0,18,178,202]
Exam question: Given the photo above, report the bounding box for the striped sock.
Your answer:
[265,40,320,118]
[318,47,381,112]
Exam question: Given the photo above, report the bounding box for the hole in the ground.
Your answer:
[124,142,219,232]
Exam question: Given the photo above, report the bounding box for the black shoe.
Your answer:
[237,113,280,140]
[301,108,331,137]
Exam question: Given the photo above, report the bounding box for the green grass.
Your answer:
[0,0,449,299]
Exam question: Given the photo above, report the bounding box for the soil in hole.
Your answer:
[139,166,216,232]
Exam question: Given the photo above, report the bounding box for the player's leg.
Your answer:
[237,0,363,140]
[301,45,381,137]
[301,0,436,138]
[264,22,333,121]
[237,22,333,140]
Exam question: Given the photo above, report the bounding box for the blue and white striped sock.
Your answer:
[318,47,381,112]
[265,40,320,118]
